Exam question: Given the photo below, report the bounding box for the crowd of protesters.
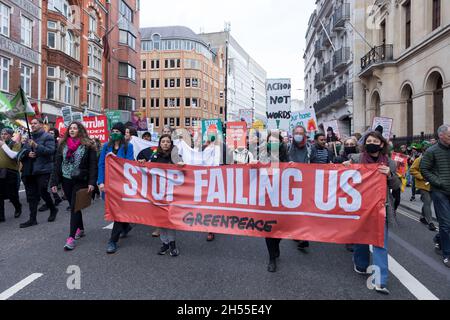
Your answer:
[1,117,449,296]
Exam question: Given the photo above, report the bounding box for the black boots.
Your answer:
[48,208,59,222]
[267,259,277,272]
[20,220,38,228]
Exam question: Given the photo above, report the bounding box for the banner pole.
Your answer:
[19,87,32,139]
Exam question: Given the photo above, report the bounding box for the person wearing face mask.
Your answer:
[50,122,98,251]
[146,134,184,257]
[344,131,401,295]
[334,137,359,164]
[288,125,310,164]
[98,122,135,254]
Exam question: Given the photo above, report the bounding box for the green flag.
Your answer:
[0,90,13,114]
[0,89,35,119]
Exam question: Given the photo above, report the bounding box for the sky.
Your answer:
[140,0,317,101]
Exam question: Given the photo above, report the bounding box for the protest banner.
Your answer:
[239,109,254,128]
[72,112,83,123]
[105,156,387,247]
[226,121,247,150]
[61,106,72,127]
[323,120,341,142]
[106,110,122,131]
[202,119,223,144]
[132,111,148,131]
[290,108,318,133]
[372,117,393,141]
[266,79,291,130]
[56,115,109,143]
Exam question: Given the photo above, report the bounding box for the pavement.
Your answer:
[0,188,449,300]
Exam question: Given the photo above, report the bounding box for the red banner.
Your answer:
[56,115,109,143]
[105,156,387,247]
[226,121,247,149]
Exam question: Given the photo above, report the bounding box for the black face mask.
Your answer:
[366,144,382,154]
[344,147,357,155]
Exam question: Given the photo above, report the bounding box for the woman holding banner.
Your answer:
[344,131,401,295]
[254,131,288,273]
[98,122,135,254]
[50,122,98,251]
[142,134,183,256]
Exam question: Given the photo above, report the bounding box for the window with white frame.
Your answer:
[47,66,55,77]
[66,31,74,57]
[119,0,133,22]
[21,16,33,47]
[0,2,10,37]
[21,64,32,96]
[48,31,56,48]
[47,80,55,100]
[65,76,72,104]
[119,29,136,50]
[89,14,97,34]
[88,81,101,111]
[0,56,9,91]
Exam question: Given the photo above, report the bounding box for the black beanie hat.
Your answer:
[375,125,384,135]
[112,122,126,135]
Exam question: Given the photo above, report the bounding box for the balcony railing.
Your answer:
[322,61,334,81]
[333,3,350,30]
[313,83,352,114]
[333,47,351,71]
[360,44,394,72]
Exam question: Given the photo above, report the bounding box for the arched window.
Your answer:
[65,31,73,57]
[152,34,160,50]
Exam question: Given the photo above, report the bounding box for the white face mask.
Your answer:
[294,135,304,143]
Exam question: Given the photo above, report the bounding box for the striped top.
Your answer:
[315,148,329,164]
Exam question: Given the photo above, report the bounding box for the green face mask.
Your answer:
[111,133,123,142]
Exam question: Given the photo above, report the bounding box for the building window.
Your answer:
[48,32,56,48]
[186,78,191,87]
[118,95,136,111]
[65,76,72,104]
[142,60,147,70]
[66,31,74,58]
[0,56,9,91]
[47,66,55,77]
[119,0,133,23]
[192,78,199,88]
[164,98,180,108]
[0,2,10,37]
[155,118,159,127]
[151,60,160,69]
[164,59,180,69]
[192,98,198,107]
[89,14,97,33]
[119,29,136,50]
[141,98,146,108]
[119,62,136,81]
[152,34,160,50]
[432,0,441,30]
[151,98,159,108]
[21,16,33,47]
[404,1,411,48]
[142,79,146,89]
[150,79,160,88]
[21,64,32,97]
[47,81,55,100]
[185,98,191,107]
[185,118,190,127]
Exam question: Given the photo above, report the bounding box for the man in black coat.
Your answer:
[19,119,58,228]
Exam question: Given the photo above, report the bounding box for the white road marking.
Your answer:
[397,209,420,222]
[388,255,439,300]
[0,273,43,300]
[103,223,114,230]
[19,190,25,193]
[369,237,439,300]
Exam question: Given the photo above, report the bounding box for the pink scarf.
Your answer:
[66,137,81,159]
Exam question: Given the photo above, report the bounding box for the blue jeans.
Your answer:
[353,225,389,287]
[431,191,450,258]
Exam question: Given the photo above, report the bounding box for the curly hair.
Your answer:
[59,121,96,152]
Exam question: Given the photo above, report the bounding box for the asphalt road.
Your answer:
[0,189,449,300]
